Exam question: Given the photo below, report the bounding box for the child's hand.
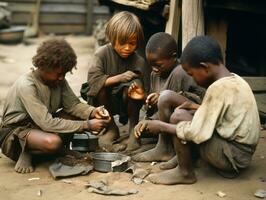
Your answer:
[145,92,159,107]
[119,70,138,83]
[128,81,145,100]
[91,106,110,119]
[176,101,200,110]
[87,118,110,132]
[134,120,161,138]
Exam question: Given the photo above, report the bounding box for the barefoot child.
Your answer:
[134,36,260,185]
[132,32,204,163]
[86,11,146,151]
[0,39,111,173]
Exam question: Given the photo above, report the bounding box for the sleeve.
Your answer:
[87,54,109,97]
[175,84,226,144]
[61,80,95,119]
[17,83,85,133]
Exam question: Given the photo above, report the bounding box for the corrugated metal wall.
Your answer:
[2,0,110,34]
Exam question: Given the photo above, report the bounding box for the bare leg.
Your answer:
[15,129,62,173]
[159,155,178,170]
[132,90,189,162]
[147,108,197,185]
[126,87,143,151]
[96,88,120,147]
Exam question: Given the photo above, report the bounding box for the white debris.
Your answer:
[150,162,157,166]
[254,189,266,198]
[216,191,226,198]
[28,177,40,181]
[37,190,42,197]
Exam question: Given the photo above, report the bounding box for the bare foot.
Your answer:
[147,166,197,185]
[159,155,178,170]
[132,134,174,162]
[126,131,141,151]
[14,152,34,173]
[98,122,119,149]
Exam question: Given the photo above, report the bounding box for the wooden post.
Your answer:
[165,0,181,42]
[86,0,93,35]
[182,0,205,50]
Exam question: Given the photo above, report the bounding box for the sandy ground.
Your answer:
[0,36,265,200]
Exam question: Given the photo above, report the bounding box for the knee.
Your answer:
[158,90,176,109]
[43,135,62,153]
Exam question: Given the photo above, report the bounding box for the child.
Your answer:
[86,11,146,151]
[131,32,204,164]
[134,36,260,185]
[0,39,111,173]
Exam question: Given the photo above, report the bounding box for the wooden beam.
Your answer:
[40,24,86,34]
[86,0,93,35]
[165,0,181,42]
[243,77,266,92]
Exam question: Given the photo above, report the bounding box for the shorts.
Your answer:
[199,133,256,173]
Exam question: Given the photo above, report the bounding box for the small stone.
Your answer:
[216,191,226,198]
[150,162,157,166]
[37,190,42,197]
[254,189,266,198]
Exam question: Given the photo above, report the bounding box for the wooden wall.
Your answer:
[2,0,110,34]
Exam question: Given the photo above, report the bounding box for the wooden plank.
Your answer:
[10,12,31,24]
[40,13,86,24]
[165,0,181,42]
[206,16,227,62]
[11,12,87,25]
[3,0,86,4]
[40,24,86,34]
[254,93,266,114]
[86,0,93,34]
[243,77,266,92]
[5,2,87,13]
[182,0,204,50]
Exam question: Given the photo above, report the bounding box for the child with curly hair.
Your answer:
[86,11,147,151]
[0,39,111,173]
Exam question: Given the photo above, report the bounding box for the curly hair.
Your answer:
[32,39,77,71]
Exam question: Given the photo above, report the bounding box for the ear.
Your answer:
[199,62,210,72]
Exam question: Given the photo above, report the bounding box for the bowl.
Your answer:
[91,152,130,172]
[0,26,25,44]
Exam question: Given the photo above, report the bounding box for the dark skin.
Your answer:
[134,62,232,185]
[15,67,111,174]
[132,50,187,162]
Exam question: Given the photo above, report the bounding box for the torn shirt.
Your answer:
[176,74,260,146]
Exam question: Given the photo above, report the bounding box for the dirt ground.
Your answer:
[0,36,265,200]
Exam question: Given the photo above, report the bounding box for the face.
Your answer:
[114,34,137,58]
[182,63,210,87]
[38,67,68,87]
[146,51,176,77]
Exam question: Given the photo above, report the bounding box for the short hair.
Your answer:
[145,32,177,58]
[105,11,144,47]
[32,39,77,71]
[180,36,223,68]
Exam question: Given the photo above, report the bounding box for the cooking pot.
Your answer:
[71,131,99,152]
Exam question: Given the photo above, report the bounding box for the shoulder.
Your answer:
[95,43,113,57]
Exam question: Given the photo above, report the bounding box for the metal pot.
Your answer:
[0,26,25,44]
[91,152,130,173]
[71,131,99,152]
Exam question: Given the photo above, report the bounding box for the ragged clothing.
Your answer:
[147,64,205,117]
[0,71,95,160]
[1,71,95,133]
[150,64,205,99]
[176,74,260,146]
[86,43,147,99]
